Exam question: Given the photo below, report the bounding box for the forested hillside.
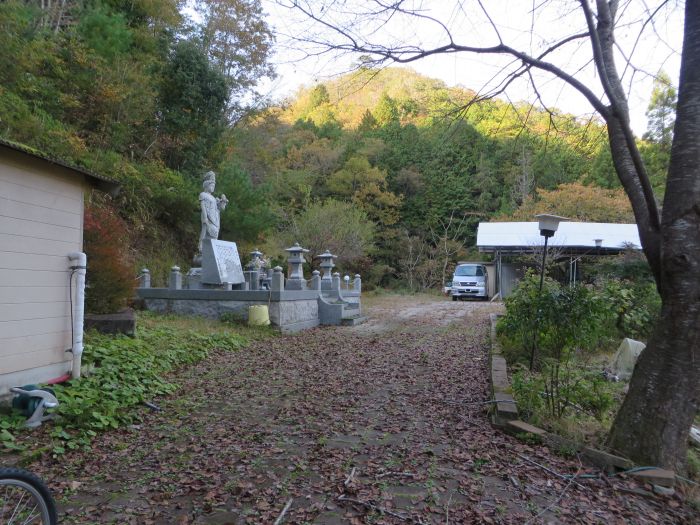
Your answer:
[0,1,674,292]
[0,0,274,283]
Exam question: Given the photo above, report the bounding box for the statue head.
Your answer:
[202,171,216,192]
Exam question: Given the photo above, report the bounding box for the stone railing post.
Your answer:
[353,274,362,292]
[139,268,151,288]
[332,272,341,292]
[310,270,321,291]
[244,269,259,291]
[169,266,182,290]
[271,266,284,291]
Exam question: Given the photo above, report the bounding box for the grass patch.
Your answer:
[1,311,271,458]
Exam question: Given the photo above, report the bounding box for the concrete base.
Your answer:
[138,287,334,333]
[84,308,136,336]
[279,318,320,333]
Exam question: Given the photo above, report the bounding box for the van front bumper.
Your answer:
[451,286,487,298]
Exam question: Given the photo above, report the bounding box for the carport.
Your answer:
[476,222,642,299]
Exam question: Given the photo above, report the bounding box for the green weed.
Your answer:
[1,314,251,457]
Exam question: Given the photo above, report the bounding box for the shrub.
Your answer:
[598,279,661,341]
[513,366,615,422]
[84,200,135,314]
[499,271,612,421]
[496,271,607,366]
[589,249,661,341]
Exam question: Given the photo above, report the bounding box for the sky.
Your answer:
[258,0,684,136]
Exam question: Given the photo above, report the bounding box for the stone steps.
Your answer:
[340,315,367,326]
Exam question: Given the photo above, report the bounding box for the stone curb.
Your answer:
[488,313,519,426]
[487,314,675,486]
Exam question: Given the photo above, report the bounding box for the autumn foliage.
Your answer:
[501,182,634,223]
[83,201,134,314]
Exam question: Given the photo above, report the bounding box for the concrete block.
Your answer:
[493,392,518,424]
[627,468,675,488]
[84,308,136,336]
[506,420,546,435]
[580,446,633,471]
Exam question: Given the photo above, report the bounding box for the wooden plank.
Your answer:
[0,157,85,199]
[0,316,71,340]
[0,346,69,375]
[0,179,81,214]
[0,286,69,304]
[0,233,77,257]
[0,195,81,229]
[0,361,71,395]
[0,252,72,272]
[0,331,71,358]
[0,270,69,288]
[0,216,81,244]
[0,301,70,322]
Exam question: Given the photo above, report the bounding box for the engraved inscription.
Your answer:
[214,244,242,281]
[201,239,245,284]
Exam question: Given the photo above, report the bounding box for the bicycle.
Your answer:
[0,467,57,524]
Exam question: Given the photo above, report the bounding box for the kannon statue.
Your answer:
[198,171,229,254]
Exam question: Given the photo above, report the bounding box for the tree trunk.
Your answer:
[608,0,700,470]
[607,297,700,469]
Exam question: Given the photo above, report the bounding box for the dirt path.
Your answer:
[38,294,691,524]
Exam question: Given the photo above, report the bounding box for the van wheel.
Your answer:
[452,296,457,301]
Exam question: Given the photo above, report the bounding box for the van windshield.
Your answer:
[455,265,483,277]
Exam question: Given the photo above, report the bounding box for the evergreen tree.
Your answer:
[643,71,677,151]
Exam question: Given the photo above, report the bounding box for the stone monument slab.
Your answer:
[202,239,245,285]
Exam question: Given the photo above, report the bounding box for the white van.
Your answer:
[451,263,488,301]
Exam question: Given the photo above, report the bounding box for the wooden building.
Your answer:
[0,139,116,397]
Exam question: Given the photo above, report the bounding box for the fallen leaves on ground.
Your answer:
[29,296,695,524]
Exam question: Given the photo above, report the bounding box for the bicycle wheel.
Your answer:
[0,468,57,525]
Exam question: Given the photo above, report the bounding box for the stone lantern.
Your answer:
[285,242,309,290]
[244,248,265,290]
[316,250,337,290]
[248,248,264,270]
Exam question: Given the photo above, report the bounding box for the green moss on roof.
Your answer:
[0,136,119,191]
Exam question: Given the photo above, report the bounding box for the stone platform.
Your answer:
[136,277,362,333]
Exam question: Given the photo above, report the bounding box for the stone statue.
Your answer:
[198,171,228,253]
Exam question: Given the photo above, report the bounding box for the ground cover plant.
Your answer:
[0,312,269,460]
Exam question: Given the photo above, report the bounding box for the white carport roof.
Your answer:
[477,222,641,255]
